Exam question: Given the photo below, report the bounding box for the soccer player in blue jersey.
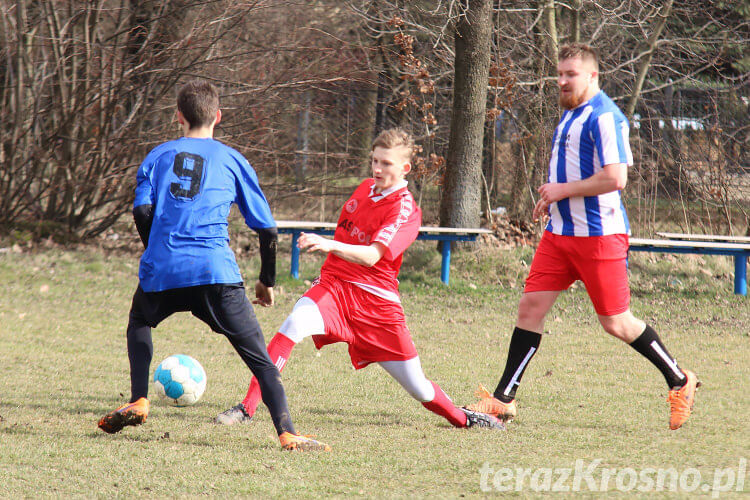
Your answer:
[97,80,329,451]
[467,44,699,430]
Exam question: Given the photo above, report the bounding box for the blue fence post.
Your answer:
[290,230,301,279]
[734,254,747,295]
[440,241,451,285]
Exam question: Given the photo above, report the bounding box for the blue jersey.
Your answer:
[133,137,275,292]
[546,90,633,237]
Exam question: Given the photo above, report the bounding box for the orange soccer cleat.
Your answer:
[279,432,331,452]
[668,369,700,430]
[98,397,150,434]
[464,384,517,422]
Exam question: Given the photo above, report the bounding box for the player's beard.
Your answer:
[559,88,586,110]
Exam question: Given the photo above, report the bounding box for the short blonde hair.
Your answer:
[372,128,416,161]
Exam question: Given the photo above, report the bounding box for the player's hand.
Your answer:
[534,182,569,222]
[298,232,334,254]
[253,280,274,307]
[537,182,568,205]
[532,198,549,222]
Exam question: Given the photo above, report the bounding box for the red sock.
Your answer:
[421,381,468,427]
[241,333,296,416]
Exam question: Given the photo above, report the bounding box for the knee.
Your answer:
[600,320,623,338]
[278,300,322,343]
[278,311,305,342]
[405,379,436,402]
[516,300,546,331]
[599,313,643,342]
[516,306,539,326]
[126,320,152,342]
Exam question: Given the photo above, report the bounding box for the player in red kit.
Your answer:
[216,128,503,430]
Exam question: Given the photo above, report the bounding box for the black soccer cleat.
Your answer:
[215,403,253,425]
[460,407,506,430]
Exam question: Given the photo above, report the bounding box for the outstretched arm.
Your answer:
[298,232,385,267]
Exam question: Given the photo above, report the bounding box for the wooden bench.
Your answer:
[629,237,750,295]
[275,220,492,285]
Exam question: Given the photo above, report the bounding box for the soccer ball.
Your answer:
[153,354,207,406]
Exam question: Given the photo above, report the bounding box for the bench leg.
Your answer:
[440,242,450,285]
[735,254,747,296]
[290,230,301,279]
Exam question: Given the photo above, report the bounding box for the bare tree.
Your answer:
[0,1,273,238]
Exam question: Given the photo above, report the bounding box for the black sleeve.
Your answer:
[256,226,278,287]
[133,204,153,248]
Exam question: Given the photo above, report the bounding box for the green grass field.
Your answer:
[0,242,747,497]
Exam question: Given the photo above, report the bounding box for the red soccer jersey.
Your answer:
[320,178,421,294]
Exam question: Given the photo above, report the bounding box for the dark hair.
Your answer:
[558,43,599,71]
[177,80,219,129]
[371,128,416,160]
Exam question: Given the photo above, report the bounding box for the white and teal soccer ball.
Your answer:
[153,354,207,407]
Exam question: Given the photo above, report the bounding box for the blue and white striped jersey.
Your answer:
[546,91,633,237]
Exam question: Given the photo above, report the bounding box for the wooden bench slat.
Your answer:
[630,238,750,250]
[418,226,493,234]
[276,220,337,229]
[275,220,492,235]
[655,232,750,243]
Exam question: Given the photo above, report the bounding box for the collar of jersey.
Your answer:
[369,180,408,202]
[571,89,604,111]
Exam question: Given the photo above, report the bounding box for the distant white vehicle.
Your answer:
[632,113,705,131]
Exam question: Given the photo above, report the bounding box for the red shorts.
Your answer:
[524,232,631,316]
[304,276,418,369]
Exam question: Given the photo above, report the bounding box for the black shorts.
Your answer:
[129,283,261,338]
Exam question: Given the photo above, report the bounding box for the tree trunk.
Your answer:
[541,0,558,68]
[439,0,492,231]
[570,0,581,43]
[295,90,312,185]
